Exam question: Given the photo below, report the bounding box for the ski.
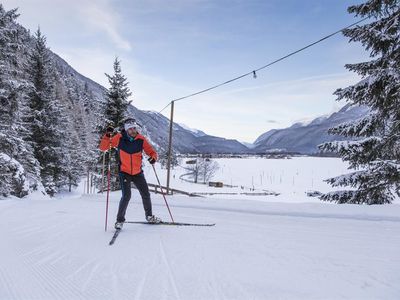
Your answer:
[125,221,215,227]
[109,229,121,245]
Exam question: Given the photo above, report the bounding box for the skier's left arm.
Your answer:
[143,138,158,163]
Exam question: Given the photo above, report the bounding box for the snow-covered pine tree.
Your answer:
[86,92,106,174]
[52,72,84,191]
[319,0,400,204]
[100,58,132,190]
[63,130,84,192]
[0,5,41,197]
[82,82,95,114]
[104,57,132,129]
[83,82,105,161]
[27,28,67,196]
[58,71,99,183]
[65,83,90,150]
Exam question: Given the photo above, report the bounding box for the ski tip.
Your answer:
[109,229,121,246]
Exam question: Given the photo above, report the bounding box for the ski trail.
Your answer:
[31,251,68,268]
[133,246,160,300]
[163,203,400,223]
[7,214,98,299]
[65,257,99,280]
[16,246,86,300]
[0,265,19,300]
[205,271,225,300]
[79,262,103,296]
[4,241,78,300]
[110,261,122,300]
[0,230,59,300]
[159,239,182,300]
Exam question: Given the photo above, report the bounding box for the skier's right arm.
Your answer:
[99,132,121,151]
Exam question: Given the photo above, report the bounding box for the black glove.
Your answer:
[106,125,114,137]
[148,157,156,165]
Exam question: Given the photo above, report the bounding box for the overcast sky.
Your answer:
[3,0,368,143]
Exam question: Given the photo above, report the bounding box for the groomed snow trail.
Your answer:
[1,191,400,300]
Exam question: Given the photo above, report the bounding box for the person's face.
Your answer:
[127,127,138,137]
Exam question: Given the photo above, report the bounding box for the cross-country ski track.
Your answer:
[1,190,399,300]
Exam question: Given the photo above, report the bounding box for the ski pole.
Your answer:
[105,140,112,231]
[152,164,174,223]
[101,151,106,194]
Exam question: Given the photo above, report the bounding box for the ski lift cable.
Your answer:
[169,16,370,104]
[158,102,172,114]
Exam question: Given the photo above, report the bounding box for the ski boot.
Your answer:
[146,215,162,224]
[114,222,124,230]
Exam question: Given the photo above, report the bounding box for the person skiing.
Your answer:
[99,118,161,229]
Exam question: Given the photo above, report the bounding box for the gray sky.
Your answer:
[3,0,368,143]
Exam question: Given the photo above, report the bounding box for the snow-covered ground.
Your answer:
[1,157,400,299]
[145,156,353,202]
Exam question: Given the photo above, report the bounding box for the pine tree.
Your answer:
[61,75,98,182]
[104,57,132,130]
[52,73,82,191]
[319,0,400,204]
[27,28,66,196]
[99,58,132,190]
[64,131,84,192]
[0,5,41,197]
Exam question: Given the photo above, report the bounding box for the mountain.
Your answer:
[239,141,256,149]
[253,104,370,154]
[49,46,249,154]
[177,123,207,137]
[126,107,249,153]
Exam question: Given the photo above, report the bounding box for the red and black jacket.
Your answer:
[99,131,157,176]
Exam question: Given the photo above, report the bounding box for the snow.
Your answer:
[1,157,400,299]
[291,114,329,127]
[238,141,255,148]
[0,152,29,193]
[144,156,353,203]
[176,122,206,137]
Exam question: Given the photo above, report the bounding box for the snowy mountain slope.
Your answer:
[191,135,249,153]
[49,51,249,154]
[3,15,246,158]
[125,106,249,154]
[253,129,279,147]
[1,190,399,300]
[51,52,107,101]
[239,141,256,149]
[177,123,207,137]
[254,104,370,154]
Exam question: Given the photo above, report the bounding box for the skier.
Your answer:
[99,119,161,230]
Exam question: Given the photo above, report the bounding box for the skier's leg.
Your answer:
[116,172,131,222]
[131,172,152,217]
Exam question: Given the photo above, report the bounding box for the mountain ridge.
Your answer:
[253,104,369,154]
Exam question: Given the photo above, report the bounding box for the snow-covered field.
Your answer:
[145,156,353,202]
[1,157,400,299]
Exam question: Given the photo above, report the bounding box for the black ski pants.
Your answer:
[116,171,152,222]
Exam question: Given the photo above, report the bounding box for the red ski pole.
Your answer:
[152,164,174,223]
[101,151,106,194]
[105,140,112,231]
